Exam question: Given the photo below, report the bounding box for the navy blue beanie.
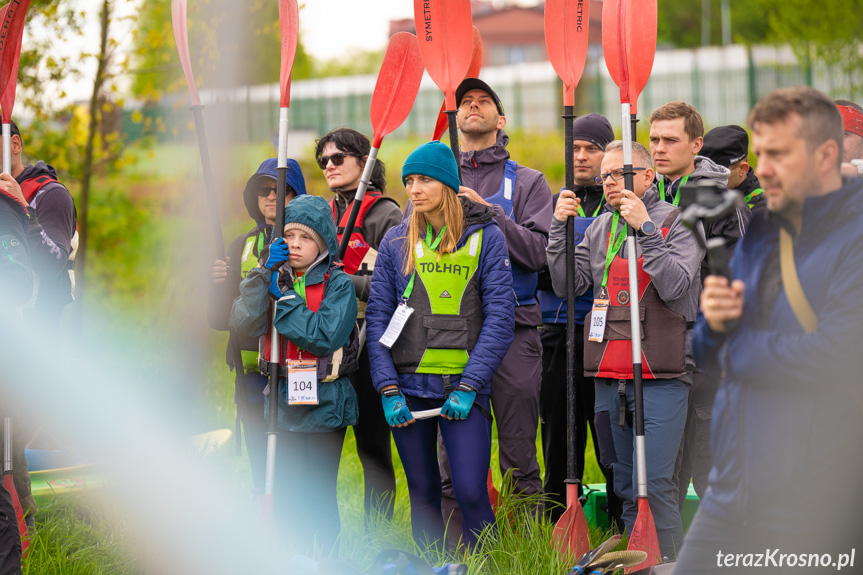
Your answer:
[402,141,460,192]
[572,113,615,150]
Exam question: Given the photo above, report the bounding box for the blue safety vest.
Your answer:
[485,160,538,307]
[537,195,600,325]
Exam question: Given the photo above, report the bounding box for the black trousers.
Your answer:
[0,484,21,575]
[349,346,395,521]
[539,325,622,528]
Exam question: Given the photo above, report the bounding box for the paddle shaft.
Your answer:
[337,146,379,261]
[621,102,648,498]
[190,104,249,457]
[445,110,462,182]
[265,107,290,498]
[563,104,579,484]
[1,124,9,175]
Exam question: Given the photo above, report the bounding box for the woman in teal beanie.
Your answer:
[365,140,516,549]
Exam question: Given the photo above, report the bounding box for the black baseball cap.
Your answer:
[701,125,749,168]
[456,78,505,116]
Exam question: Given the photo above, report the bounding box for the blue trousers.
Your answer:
[393,394,495,549]
[595,378,688,559]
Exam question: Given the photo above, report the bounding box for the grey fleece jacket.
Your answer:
[460,129,553,326]
[547,186,705,323]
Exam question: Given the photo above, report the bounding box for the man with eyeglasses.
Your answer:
[208,158,306,494]
[547,140,704,560]
[536,113,622,529]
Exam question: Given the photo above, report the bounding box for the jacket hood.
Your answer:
[736,168,761,195]
[458,196,498,247]
[460,129,511,168]
[281,195,338,280]
[243,158,307,224]
[17,160,59,183]
[690,155,731,186]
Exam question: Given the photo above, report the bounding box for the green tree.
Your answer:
[130,0,313,103]
[656,0,769,48]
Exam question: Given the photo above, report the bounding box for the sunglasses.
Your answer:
[594,167,646,185]
[256,185,277,197]
[317,152,362,169]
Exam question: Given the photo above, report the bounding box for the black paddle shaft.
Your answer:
[563,105,580,484]
[445,110,462,183]
[191,104,248,456]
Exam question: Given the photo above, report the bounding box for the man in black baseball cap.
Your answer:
[701,125,765,216]
[437,77,552,545]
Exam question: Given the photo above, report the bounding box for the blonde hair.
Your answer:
[401,186,465,275]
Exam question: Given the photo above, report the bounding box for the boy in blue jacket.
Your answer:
[230,194,358,553]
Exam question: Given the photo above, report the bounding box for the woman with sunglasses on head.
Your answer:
[365,141,515,549]
[314,128,403,522]
[207,158,306,495]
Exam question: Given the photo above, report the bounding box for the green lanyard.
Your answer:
[658,174,690,206]
[292,273,307,302]
[401,224,448,302]
[577,202,603,218]
[744,188,763,207]
[600,212,628,294]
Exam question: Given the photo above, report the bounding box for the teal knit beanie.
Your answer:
[401,140,460,192]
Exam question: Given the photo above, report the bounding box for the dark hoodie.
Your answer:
[16,161,76,321]
[0,187,33,316]
[207,159,306,371]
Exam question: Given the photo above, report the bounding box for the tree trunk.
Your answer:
[74,0,111,329]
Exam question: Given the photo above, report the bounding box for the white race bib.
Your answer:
[287,359,318,405]
[588,298,610,343]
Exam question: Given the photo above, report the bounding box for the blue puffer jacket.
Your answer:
[230,194,359,432]
[693,177,863,534]
[366,197,515,399]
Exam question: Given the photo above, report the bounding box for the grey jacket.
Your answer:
[547,186,705,323]
[460,130,553,326]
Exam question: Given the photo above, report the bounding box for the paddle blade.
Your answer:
[552,483,591,559]
[544,0,591,107]
[487,468,500,514]
[602,0,656,113]
[414,0,473,110]
[369,32,424,148]
[0,0,31,114]
[278,0,299,107]
[4,474,29,554]
[431,25,482,141]
[626,497,661,573]
[171,0,200,106]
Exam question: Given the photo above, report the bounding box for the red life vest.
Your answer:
[262,278,326,365]
[584,210,688,380]
[331,191,385,275]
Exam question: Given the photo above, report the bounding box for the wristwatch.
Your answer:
[637,220,657,237]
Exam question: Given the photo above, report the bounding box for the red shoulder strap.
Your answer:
[20,175,60,204]
[338,191,384,229]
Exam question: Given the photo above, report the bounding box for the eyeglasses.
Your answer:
[594,167,646,185]
[256,185,277,197]
[316,152,362,169]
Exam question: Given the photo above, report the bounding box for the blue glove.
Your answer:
[381,390,413,427]
[441,385,477,420]
[269,271,282,299]
[264,237,290,271]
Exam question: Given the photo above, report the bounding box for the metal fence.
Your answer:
[130,43,863,148]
